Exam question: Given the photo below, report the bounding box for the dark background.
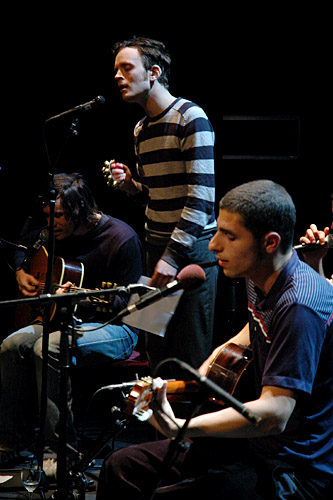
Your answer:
[0,12,331,343]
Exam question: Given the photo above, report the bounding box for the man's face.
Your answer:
[209,209,264,281]
[114,47,151,103]
[42,199,75,240]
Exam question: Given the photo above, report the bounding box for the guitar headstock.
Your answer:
[125,376,154,421]
[92,281,117,313]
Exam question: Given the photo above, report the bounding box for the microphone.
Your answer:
[45,95,105,123]
[126,283,157,296]
[18,228,49,269]
[115,264,206,320]
[293,234,333,252]
[97,380,138,393]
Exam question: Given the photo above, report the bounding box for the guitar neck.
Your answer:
[166,380,199,394]
[125,343,253,420]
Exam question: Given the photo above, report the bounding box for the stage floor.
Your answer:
[0,399,154,499]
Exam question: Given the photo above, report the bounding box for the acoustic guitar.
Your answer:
[15,246,120,330]
[125,343,253,421]
[15,245,84,329]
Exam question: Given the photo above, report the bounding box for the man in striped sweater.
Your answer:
[110,37,218,378]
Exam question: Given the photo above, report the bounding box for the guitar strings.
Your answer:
[31,282,114,305]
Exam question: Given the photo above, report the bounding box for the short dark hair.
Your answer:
[52,173,99,229]
[219,180,296,254]
[112,36,171,88]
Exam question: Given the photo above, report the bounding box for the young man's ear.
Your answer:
[149,65,162,82]
[263,232,281,253]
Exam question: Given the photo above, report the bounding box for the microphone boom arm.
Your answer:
[44,96,105,123]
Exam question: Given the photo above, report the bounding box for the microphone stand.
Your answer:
[0,286,123,499]
[6,115,81,494]
[146,391,206,500]
[36,179,55,472]
[0,237,27,251]
[36,117,81,478]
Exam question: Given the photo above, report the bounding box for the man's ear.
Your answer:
[149,65,162,82]
[263,232,281,253]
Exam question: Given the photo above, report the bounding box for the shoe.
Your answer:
[43,457,57,483]
[42,456,73,484]
[0,447,17,466]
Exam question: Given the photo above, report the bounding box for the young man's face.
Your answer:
[209,209,264,281]
[114,47,151,104]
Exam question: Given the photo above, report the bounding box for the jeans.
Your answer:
[0,321,138,452]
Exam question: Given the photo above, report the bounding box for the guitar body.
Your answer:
[206,343,253,404]
[125,343,253,420]
[15,246,84,330]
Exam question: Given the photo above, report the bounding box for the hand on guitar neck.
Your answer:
[125,343,253,424]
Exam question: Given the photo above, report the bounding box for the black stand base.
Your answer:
[51,408,128,499]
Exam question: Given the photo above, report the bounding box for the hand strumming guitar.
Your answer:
[148,378,181,438]
[15,268,40,297]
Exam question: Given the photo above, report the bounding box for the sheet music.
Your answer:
[122,276,183,337]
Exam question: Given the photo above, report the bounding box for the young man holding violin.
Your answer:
[0,173,142,469]
[97,180,333,499]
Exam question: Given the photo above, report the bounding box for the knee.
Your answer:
[101,446,136,481]
[1,332,27,356]
[33,337,43,359]
[33,331,61,360]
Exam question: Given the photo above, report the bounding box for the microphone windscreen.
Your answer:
[96,95,105,105]
[177,264,206,291]
[40,228,49,242]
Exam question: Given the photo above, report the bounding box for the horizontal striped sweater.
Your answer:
[134,97,216,268]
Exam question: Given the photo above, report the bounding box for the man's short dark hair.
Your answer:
[219,179,296,254]
[112,36,171,88]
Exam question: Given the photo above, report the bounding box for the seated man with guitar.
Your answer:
[97,180,333,500]
[0,173,143,468]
